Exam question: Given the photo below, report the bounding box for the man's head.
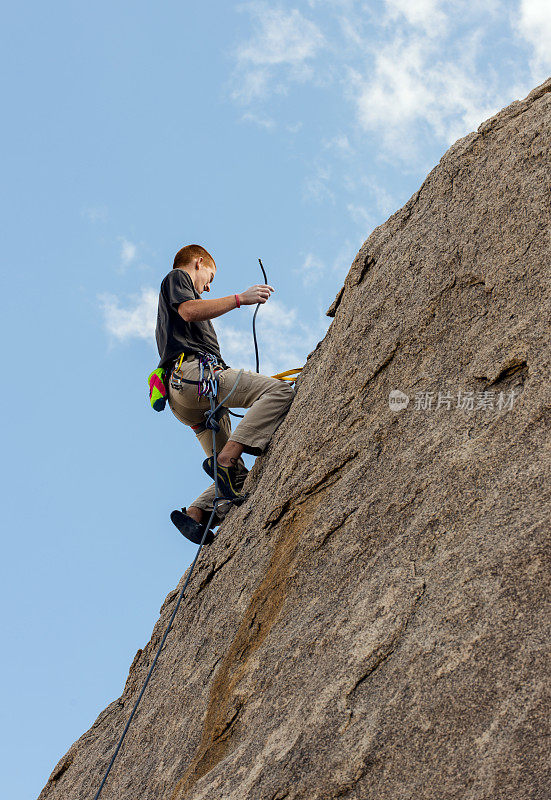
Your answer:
[173,244,216,294]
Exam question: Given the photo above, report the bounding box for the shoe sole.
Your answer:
[170,510,214,545]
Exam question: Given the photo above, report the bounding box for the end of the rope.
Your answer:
[258,258,268,284]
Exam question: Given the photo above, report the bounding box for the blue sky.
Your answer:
[1,2,549,797]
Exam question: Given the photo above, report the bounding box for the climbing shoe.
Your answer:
[170,508,215,546]
[202,456,248,502]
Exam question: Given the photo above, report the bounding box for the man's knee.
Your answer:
[276,381,296,407]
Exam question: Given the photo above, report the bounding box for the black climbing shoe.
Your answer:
[202,456,248,502]
[170,508,215,546]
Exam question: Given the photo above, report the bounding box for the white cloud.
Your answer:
[228,2,543,222]
[233,3,325,102]
[351,26,504,158]
[385,0,448,37]
[100,287,157,342]
[299,253,325,286]
[237,4,324,66]
[302,163,335,203]
[217,323,253,361]
[364,179,398,219]
[332,238,361,278]
[120,238,138,267]
[217,297,327,375]
[235,69,270,103]
[231,2,525,166]
[286,121,303,133]
[517,0,551,77]
[82,206,108,223]
[242,111,276,129]
[323,133,352,154]
[338,12,366,47]
[347,202,373,227]
[257,297,298,328]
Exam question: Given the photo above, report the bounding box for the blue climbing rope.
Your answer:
[92,258,269,799]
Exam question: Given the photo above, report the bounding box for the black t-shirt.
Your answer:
[155,268,227,369]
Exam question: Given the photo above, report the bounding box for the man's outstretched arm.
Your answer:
[179,284,275,322]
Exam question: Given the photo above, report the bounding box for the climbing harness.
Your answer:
[169,350,245,429]
[95,258,307,799]
[169,351,223,399]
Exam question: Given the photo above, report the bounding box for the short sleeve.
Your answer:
[163,269,196,311]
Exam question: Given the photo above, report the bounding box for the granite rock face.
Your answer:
[39,80,551,800]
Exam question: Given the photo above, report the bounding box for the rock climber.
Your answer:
[155,244,295,545]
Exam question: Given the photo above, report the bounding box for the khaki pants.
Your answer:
[168,354,295,525]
